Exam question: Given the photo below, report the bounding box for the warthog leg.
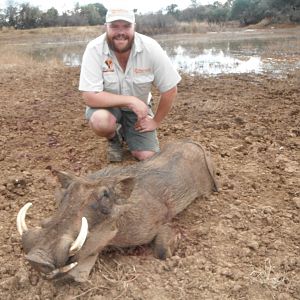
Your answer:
[64,253,99,282]
[153,224,179,260]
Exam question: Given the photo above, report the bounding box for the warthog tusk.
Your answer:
[17,202,32,236]
[69,217,88,256]
[44,262,78,279]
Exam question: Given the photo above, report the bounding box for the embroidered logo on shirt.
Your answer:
[103,58,114,72]
[134,68,151,74]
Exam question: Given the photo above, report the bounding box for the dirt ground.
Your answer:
[0,28,299,299]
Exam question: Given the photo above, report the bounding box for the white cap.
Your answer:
[106,8,135,24]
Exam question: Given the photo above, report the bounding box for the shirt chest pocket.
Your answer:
[133,74,154,96]
[103,73,119,93]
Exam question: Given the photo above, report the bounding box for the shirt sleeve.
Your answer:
[79,43,104,92]
[150,41,181,93]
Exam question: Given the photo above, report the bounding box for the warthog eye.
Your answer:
[90,189,113,215]
[99,189,113,214]
[103,189,109,198]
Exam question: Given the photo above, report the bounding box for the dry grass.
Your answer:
[177,21,241,33]
[57,258,139,299]
[0,25,104,45]
[28,25,105,39]
[96,258,138,285]
[249,259,290,291]
[0,27,101,66]
[137,20,241,35]
[0,45,31,65]
[178,21,210,34]
[0,44,63,68]
[0,25,104,36]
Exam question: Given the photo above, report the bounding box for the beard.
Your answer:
[106,34,134,54]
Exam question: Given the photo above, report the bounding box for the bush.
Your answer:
[135,13,179,35]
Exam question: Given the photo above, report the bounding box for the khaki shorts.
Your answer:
[85,107,160,153]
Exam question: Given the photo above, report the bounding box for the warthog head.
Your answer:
[17,170,134,280]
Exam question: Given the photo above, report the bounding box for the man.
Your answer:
[79,8,181,162]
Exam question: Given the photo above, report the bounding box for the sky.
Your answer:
[0,0,226,14]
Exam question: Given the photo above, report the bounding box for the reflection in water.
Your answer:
[63,53,82,66]
[30,43,85,67]
[171,46,263,75]
[33,44,265,75]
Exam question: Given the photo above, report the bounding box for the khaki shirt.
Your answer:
[79,32,181,105]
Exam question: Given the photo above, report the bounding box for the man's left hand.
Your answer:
[135,116,159,132]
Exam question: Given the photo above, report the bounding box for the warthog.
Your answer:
[17,140,218,282]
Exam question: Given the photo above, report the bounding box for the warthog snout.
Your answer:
[17,202,89,278]
[16,172,130,279]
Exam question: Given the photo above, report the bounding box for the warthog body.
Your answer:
[18,140,218,282]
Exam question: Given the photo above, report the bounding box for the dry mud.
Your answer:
[0,31,299,300]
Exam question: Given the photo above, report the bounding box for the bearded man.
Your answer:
[79,8,181,162]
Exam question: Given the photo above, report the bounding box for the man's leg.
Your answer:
[88,109,117,138]
[86,108,123,162]
[131,150,156,161]
[122,111,160,161]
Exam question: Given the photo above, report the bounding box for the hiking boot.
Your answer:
[107,125,123,162]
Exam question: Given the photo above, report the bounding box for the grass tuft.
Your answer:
[250,258,290,290]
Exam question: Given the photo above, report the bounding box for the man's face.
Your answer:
[106,20,135,54]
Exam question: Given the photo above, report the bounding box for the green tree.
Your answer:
[5,3,18,27]
[0,9,5,27]
[40,7,58,27]
[80,4,100,25]
[207,5,229,25]
[166,4,179,18]
[16,2,42,29]
[93,3,107,19]
[231,0,265,24]
[231,0,248,19]
[266,0,300,11]
[224,0,234,8]
[80,3,107,25]
[166,4,178,14]
[190,0,199,8]
[135,12,177,34]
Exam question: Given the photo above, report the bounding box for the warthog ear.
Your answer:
[114,176,135,200]
[52,170,78,189]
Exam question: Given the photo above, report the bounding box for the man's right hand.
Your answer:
[128,97,149,120]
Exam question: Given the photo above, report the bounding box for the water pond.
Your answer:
[11,28,300,76]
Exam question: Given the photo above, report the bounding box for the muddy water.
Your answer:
[9,28,300,75]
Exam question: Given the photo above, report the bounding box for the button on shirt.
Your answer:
[79,32,181,107]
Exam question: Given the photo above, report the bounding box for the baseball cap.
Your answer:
[106,8,135,24]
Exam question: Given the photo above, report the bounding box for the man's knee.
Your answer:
[89,110,116,136]
[131,150,156,161]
